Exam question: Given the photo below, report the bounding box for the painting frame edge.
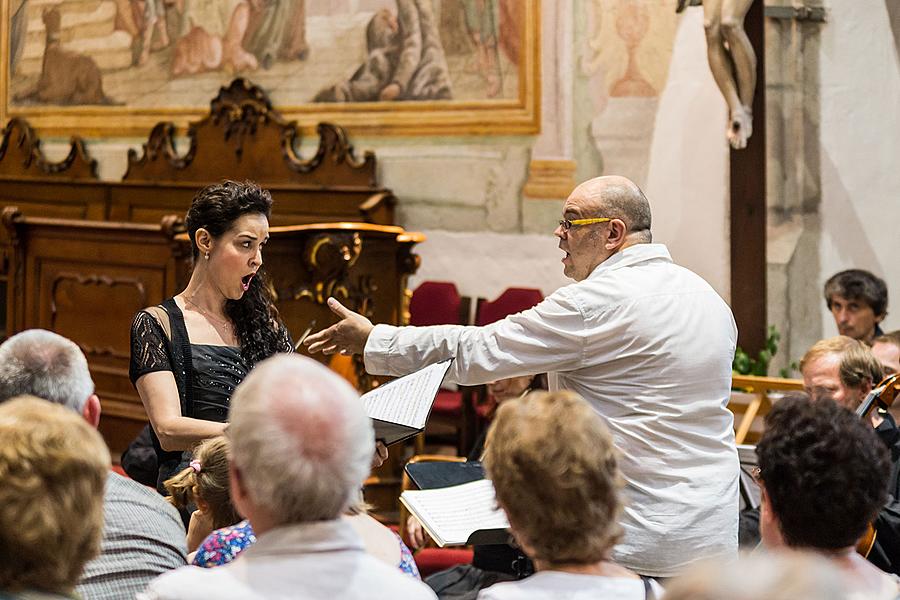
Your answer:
[0,0,541,138]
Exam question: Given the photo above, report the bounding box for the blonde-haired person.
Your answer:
[0,396,110,598]
[664,552,848,600]
[165,436,241,556]
[477,390,663,600]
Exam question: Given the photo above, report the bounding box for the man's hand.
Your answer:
[304,298,374,356]
[371,441,389,469]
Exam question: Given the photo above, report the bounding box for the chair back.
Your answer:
[409,281,470,326]
[729,375,804,444]
[476,287,544,326]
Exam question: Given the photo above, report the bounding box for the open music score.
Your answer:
[400,479,510,547]
[361,359,453,446]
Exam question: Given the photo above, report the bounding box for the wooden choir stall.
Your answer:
[0,79,423,514]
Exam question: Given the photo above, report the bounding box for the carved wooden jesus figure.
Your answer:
[679,0,756,149]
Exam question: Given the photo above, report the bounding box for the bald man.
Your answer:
[307,176,739,578]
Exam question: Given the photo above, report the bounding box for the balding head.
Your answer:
[556,176,653,281]
[228,354,374,527]
[570,176,652,241]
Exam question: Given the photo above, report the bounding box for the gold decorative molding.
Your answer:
[522,159,577,200]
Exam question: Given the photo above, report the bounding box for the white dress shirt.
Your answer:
[365,244,739,577]
[139,519,437,600]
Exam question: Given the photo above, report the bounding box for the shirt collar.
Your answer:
[240,518,364,559]
[587,243,672,279]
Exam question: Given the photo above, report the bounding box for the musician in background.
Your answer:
[742,336,900,575]
[873,331,900,376]
[755,395,900,598]
[824,269,888,345]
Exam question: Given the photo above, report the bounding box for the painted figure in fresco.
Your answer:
[463,0,501,97]
[9,0,29,75]
[244,0,308,69]
[170,0,258,76]
[678,0,757,150]
[137,0,171,65]
[314,0,452,102]
[15,6,114,105]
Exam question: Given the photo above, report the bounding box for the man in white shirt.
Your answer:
[141,355,436,600]
[306,176,739,577]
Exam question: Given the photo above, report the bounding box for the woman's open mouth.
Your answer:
[241,273,255,291]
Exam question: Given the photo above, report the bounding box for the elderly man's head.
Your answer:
[0,396,109,594]
[554,176,652,281]
[823,269,888,344]
[227,354,374,533]
[800,336,883,411]
[483,390,623,567]
[0,329,99,426]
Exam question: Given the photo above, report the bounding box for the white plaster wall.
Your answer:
[644,8,730,301]
[408,230,571,302]
[817,0,900,336]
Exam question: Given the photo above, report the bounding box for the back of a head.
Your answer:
[824,269,888,317]
[228,354,374,526]
[483,390,622,565]
[800,335,883,388]
[664,551,848,600]
[757,394,889,550]
[0,396,109,593]
[164,436,239,530]
[0,329,93,412]
[576,176,652,242]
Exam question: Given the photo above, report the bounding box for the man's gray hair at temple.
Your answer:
[0,329,94,412]
[227,354,375,524]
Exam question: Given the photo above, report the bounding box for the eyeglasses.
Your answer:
[557,217,612,231]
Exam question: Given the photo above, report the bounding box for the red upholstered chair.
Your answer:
[409,281,470,327]
[409,282,473,454]
[475,287,544,327]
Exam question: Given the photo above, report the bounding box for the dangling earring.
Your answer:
[205,252,210,260]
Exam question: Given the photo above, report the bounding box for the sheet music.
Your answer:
[361,359,452,429]
[400,479,509,546]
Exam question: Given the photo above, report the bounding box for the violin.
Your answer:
[855,373,899,557]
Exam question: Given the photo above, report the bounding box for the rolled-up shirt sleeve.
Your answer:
[364,288,585,384]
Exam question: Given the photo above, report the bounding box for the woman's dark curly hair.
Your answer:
[185,181,292,365]
[757,393,889,550]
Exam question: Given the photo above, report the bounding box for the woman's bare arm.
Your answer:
[136,370,226,451]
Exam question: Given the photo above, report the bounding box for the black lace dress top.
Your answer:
[129,299,248,490]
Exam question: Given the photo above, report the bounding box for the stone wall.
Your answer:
[767,0,900,373]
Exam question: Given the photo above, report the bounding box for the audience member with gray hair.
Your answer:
[0,329,187,599]
[141,354,436,599]
[0,328,97,418]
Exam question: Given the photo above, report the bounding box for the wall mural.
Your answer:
[1,0,539,135]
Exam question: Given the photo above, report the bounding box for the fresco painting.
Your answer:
[2,0,536,134]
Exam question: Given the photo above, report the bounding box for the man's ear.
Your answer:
[604,219,627,250]
[82,393,101,428]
